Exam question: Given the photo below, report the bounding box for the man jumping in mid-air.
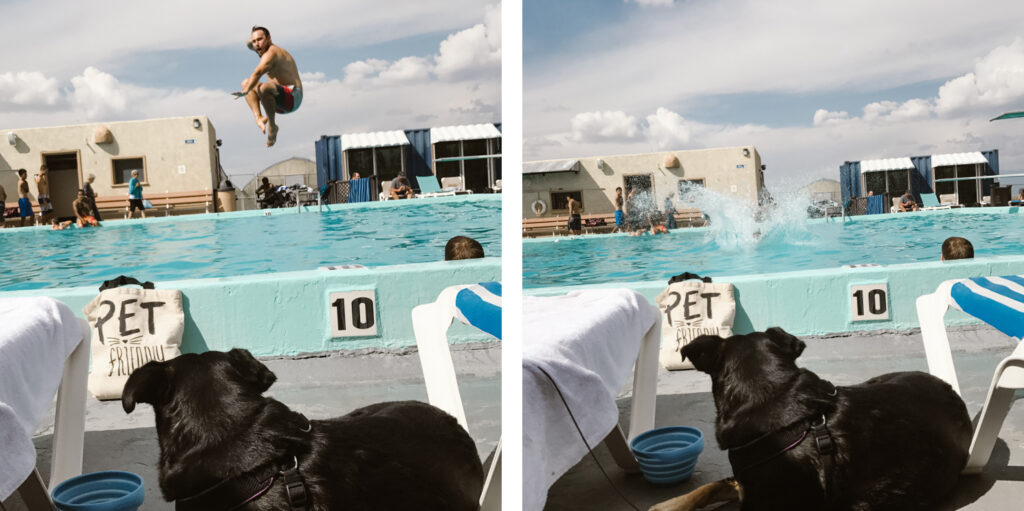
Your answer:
[234,26,302,147]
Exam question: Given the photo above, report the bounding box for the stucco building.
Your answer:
[522,146,765,218]
[1,116,221,220]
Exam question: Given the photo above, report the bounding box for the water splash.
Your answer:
[675,184,819,251]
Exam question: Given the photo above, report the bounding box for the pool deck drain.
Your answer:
[5,343,500,511]
[545,325,1024,510]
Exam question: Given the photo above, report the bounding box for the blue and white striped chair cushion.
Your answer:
[453,282,501,340]
[950,275,1024,341]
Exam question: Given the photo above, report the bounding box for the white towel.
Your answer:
[522,289,659,511]
[0,297,85,501]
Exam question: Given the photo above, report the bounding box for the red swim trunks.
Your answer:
[274,85,303,114]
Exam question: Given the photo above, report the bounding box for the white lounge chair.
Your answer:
[522,289,660,511]
[920,193,953,211]
[414,175,456,199]
[915,275,1024,473]
[1,298,90,509]
[411,282,501,511]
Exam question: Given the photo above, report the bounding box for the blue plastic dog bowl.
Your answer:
[630,426,705,485]
[51,471,145,511]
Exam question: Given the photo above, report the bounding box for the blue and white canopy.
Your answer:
[949,275,1024,340]
[453,282,501,340]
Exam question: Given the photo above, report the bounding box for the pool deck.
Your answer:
[545,325,1024,510]
[3,343,500,511]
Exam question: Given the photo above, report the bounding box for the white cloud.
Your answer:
[0,72,61,107]
[340,2,500,88]
[935,38,1024,116]
[300,71,326,83]
[625,0,676,6]
[645,107,693,148]
[70,67,131,119]
[570,111,641,142]
[813,109,849,126]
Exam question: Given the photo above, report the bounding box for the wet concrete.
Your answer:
[545,326,1024,510]
[4,343,500,511]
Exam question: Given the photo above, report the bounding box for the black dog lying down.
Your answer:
[651,328,972,511]
[123,349,484,510]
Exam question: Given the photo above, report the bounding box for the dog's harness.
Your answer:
[174,414,313,511]
[727,381,838,496]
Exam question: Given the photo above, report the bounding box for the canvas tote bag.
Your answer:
[656,273,736,370]
[82,276,184,400]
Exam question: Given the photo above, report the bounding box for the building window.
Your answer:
[431,137,502,193]
[550,191,582,211]
[863,169,910,197]
[112,157,146,185]
[934,164,984,205]
[346,146,405,182]
[677,179,705,200]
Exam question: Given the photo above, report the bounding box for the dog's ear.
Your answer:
[122,361,168,413]
[765,327,805,360]
[227,348,277,393]
[680,335,724,374]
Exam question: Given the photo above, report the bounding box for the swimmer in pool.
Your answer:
[233,26,303,147]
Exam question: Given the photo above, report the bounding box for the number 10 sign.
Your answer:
[850,284,889,321]
[329,290,379,337]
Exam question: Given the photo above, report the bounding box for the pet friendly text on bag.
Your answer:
[93,298,168,376]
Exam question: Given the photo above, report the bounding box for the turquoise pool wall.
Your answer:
[3,257,500,356]
[525,255,1024,337]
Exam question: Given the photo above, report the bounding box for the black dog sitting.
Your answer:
[650,328,972,511]
[122,349,484,510]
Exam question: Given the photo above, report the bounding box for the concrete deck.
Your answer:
[4,343,500,511]
[545,326,1024,510]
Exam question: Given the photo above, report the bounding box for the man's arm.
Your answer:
[238,49,277,96]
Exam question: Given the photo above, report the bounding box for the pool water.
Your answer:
[523,209,1024,289]
[1,197,500,291]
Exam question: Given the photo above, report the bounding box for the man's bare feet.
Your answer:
[256,116,268,134]
[266,123,278,147]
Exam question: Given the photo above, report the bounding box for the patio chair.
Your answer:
[492,179,502,193]
[1,298,90,510]
[441,176,473,194]
[920,193,953,211]
[915,275,1024,473]
[411,282,501,510]
[414,175,456,198]
[940,193,958,207]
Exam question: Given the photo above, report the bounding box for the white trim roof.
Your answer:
[860,157,915,173]
[523,159,580,175]
[430,123,501,143]
[340,130,410,151]
[932,151,988,167]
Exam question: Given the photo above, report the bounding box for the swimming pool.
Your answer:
[1,195,500,291]
[523,208,1024,289]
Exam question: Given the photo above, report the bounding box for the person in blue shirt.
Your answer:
[128,169,146,219]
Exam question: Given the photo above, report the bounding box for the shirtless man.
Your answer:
[567,196,583,235]
[36,164,53,223]
[17,169,34,226]
[73,189,98,227]
[234,26,303,147]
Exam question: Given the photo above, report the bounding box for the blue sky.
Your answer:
[524,0,1024,188]
[0,0,501,186]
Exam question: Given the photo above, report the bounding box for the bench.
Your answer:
[523,208,706,238]
[94,190,214,218]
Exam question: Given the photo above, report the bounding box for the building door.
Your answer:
[43,152,81,220]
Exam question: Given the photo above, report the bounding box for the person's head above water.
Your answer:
[445,236,484,261]
[941,236,974,261]
[248,26,272,55]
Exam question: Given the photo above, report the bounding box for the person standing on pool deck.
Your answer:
[17,169,34,227]
[128,169,146,219]
[567,196,583,235]
[35,164,53,224]
[612,187,625,233]
[83,173,101,221]
[234,26,303,148]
